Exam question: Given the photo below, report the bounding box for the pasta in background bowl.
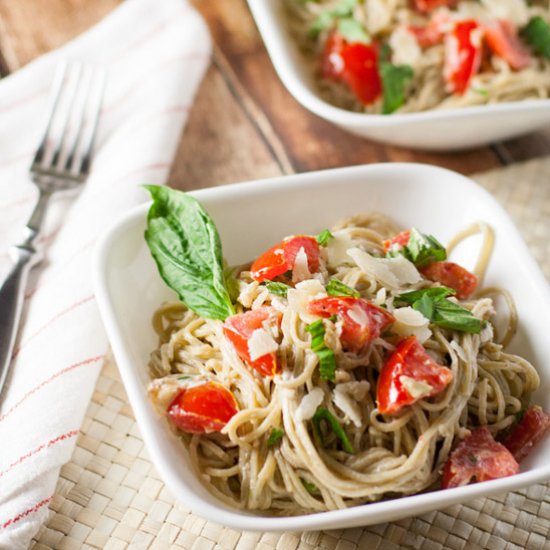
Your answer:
[93,163,550,531]
[247,0,550,151]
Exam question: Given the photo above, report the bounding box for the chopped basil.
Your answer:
[308,0,358,38]
[316,229,334,246]
[396,287,482,334]
[177,376,192,381]
[301,479,319,494]
[523,16,550,59]
[387,228,447,268]
[326,279,360,298]
[144,186,235,320]
[380,62,414,115]
[265,281,291,297]
[337,18,370,44]
[312,408,354,454]
[267,428,285,447]
[306,320,337,381]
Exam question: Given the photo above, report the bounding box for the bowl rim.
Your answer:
[246,0,550,128]
[93,162,550,532]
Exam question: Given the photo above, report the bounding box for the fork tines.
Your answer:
[31,61,107,183]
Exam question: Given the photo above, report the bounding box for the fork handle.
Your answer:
[0,187,50,398]
[0,246,36,395]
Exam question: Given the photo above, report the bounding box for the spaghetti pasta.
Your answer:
[147,212,541,514]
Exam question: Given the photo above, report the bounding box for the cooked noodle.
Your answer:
[147,214,539,514]
[285,0,550,114]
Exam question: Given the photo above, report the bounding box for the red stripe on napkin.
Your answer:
[0,355,104,422]
[0,430,79,478]
[12,295,95,358]
[1,497,53,529]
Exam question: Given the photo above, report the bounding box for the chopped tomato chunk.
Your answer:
[383,229,411,253]
[420,261,478,300]
[444,20,483,94]
[321,32,382,106]
[223,307,282,377]
[484,20,531,70]
[503,406,550,462]
[442,426,519,488]
[377,336,452,415]
[411,0,457,13]
[250,235,320,283]
[308,296,395,353]
[167,381,238,434]
[409,11,451,47]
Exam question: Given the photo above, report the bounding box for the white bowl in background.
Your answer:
[93,163,550,531]
[247,0,550,151]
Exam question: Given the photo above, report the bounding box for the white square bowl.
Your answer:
[93,163,550,532]
[247,0,550,151]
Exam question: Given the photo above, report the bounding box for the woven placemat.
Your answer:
[31,158,550,550]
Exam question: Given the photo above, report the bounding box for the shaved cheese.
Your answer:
[390,26,421,67]
[374,287,387,306]
[347,247,421,289]
[296,388,324,421]
[347,303,369,327]
[238,280,260,308]
[287,279,327,324]
[247,328,278,361]
[326,231,359,266]
[292,247,311,283]
[365,0,397,34]
[393,307,432,343]
[333,381,370,427]
[480,0,528,26]
[400,375,433,400]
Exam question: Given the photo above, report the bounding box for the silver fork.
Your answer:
[0,61,107,398]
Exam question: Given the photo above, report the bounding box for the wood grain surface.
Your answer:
[0,0,548,191]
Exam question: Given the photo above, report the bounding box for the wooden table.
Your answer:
[1,0,550,189]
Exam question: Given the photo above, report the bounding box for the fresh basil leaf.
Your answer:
[309,12,334,37]
[380,62,414,114]
[266,282,291,297]
[396,286,455,306]
[396,287,481,334]
[306,320,336,381]
[308,0,357,37]
[431,299,482,334]
[406,228,447,267]
[337,18,370,44]
[316,229,334,246]
[412,293,434,320]
[326,279,360,298]
[523,16,550,59]
[312,407,354,453]
[301,479,319,494]
[267,428,284,447]
[144,185,235,321]
[224,266,240,303]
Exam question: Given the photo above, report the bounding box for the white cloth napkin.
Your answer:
[0,1,211,547]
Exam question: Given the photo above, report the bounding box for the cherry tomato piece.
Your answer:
[411,0,457,13]
[383,229,411,253]
[250,236,320,283]
[167,381,239,434]
[308,296,395,353]
[503,406,550,462]
[223,307,282,377]
[444,20,483,94]
[420,261,478,300]
[442,426,519,488]
[484,20,531,70]
[377,336,453,415]
[409,11,451,47]
[321,32,382,106]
